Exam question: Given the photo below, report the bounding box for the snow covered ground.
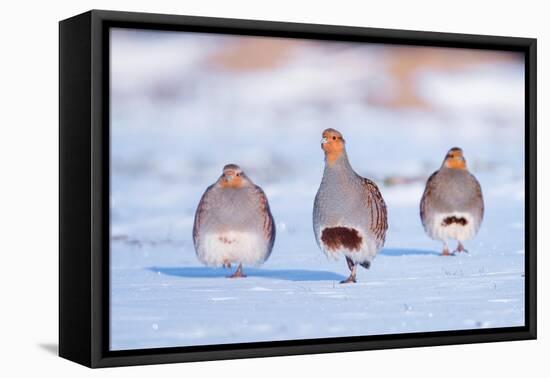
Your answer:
[109,29,526,350]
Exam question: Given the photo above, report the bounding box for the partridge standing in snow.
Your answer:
[420,147,484,256]
[193,164,276,277]
[313,129,388,283]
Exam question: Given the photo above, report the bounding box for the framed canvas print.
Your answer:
[59,10,536,368]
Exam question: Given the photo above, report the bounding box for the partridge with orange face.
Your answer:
[193,164,276,278]
[420,148,484,256]
[313,129,388,283]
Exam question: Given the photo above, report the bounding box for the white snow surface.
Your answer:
[109,29,526,350]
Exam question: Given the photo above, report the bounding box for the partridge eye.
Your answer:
[332,136,336,140]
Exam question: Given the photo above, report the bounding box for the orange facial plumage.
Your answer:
[219,164,246,189]
[321,128,346,166]
[443,147,467,170]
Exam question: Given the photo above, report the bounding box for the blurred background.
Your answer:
[110,27,525,245]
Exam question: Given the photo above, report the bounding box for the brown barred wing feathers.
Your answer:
[361,177,388,248]
[253,185,276,257]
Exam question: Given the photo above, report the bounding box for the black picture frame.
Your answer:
[59,9,537,368]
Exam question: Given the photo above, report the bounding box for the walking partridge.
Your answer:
[420,147,484,256]
[193,164,276,277]
[313,129,388,283]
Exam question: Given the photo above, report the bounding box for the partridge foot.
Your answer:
[227,263,246,278]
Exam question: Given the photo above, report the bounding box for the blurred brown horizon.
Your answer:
[111,29,524,118]
[205,37,522,109]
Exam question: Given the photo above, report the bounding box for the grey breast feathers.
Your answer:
[313,173,388,251]
[193,184,276,256]
[420,168,484,224]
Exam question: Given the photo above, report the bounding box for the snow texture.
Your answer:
[109,28,525,350]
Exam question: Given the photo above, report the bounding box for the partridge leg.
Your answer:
[227,263,246,278]
[360,260,371,270]
[222,260,232,269]
[441,242,453,256]
[454,241,469,254]
[340,257,357,284]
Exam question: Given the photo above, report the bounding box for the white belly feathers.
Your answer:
[197,231,268,267]
[427,212,478,242]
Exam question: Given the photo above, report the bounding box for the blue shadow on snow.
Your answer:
[148,266,347,282]
[380,248,440,257]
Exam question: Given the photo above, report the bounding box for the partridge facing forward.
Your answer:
[313,129,388,283]
[420,147,484,255]
[193,164,276,278]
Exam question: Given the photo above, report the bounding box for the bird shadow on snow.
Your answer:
[148,249,438,281]
[148,266,347,282]
[380,248,440,257]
